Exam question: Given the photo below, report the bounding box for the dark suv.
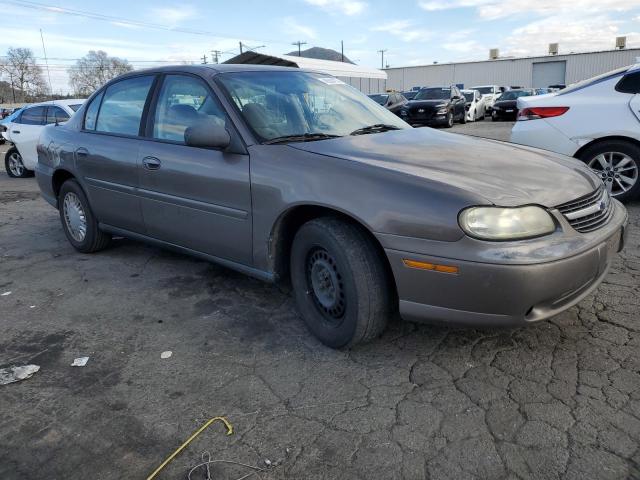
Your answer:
[399,86,466,127]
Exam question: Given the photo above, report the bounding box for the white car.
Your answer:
[3,99,84,178]
[510,64,640,202]
[461,89,486,121]
[470,84,503,111]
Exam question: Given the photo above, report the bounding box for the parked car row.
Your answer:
[2,99,84,178]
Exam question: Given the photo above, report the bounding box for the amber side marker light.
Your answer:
[402,259,459,274]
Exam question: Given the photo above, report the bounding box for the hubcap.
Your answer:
[8,152,24,177]
[63,192,87,242]
[306,248,345,322]
[588,152,638,197]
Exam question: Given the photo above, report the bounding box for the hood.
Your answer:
[407,99,449,108]
[494,99,517,108]
[289,128,599,207]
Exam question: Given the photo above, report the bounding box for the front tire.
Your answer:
[5,148,33,178]
[58,179,111,253]
[578,140,640,202]
[290,217,391,348]
[444,111,454,128]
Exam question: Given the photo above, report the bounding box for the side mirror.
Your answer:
[185,120,231,149]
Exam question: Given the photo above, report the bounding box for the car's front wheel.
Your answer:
[58,179,111,253]
[444,111,454,128]
[579,140,640,203]
[4,148,33,178]
[290,217,392,348]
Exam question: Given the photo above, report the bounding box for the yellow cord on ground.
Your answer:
[146,416,233,480]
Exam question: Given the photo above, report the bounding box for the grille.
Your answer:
[556,186,613,233]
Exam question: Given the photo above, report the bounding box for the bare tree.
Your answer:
[68,50,133,96]
[0,47,48,101]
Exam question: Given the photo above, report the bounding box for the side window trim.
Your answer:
[83,90,105,131]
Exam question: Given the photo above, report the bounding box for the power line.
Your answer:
[5,0,286,45]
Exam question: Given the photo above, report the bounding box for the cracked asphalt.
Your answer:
[1,123,639,479]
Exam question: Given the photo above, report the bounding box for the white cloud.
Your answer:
[418,0,640,19]
[503,16,640,56]
[304,0,367,16]
[372,20,432,42]
[150,6,197,25]
[283,17,317,40]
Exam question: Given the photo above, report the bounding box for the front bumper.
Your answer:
[383,202,628,327]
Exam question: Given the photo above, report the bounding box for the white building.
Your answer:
[385,48,640,91]
[224,52,387,94]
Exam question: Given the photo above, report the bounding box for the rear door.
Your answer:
[137,73,252,264]
[12,106,46,167]
[74,75,156,233]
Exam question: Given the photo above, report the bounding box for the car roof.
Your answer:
[22,99,86,109]
[116,64,310,79]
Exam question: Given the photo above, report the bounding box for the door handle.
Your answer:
[12,130,20,134]
[75,147,89,159]
[143,156,161,170]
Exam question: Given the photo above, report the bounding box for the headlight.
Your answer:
[458,206,555,240]
[436,106,448,115]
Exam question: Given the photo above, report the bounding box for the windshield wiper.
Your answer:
[350,124,401,136]
[263,133,341,145]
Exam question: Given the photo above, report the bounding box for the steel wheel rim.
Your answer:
[587,152,638,197]
[8,152,24,177]
[306,248,346,324]
[63,192,87,242]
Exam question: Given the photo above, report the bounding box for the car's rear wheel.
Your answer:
[58,179,111,253]
[290,217,391,348]
[5,148,33,178]
[578,140,640,202]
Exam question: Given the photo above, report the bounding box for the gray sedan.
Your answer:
[35,65,628,348]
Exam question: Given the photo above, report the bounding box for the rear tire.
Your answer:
[58,179,111,253]
[290,217,391,348]
[5,148,33,178]
[578,140,640,203]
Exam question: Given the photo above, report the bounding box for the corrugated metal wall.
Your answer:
[337,76,387,94]
[385,49,640,91]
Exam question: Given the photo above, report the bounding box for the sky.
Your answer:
[2,0,640,93]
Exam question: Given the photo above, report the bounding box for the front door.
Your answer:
[137,74,252,265]
[74,75,156,233]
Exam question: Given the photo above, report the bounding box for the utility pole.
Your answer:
[341,40,344,62]
[211,50,222,64]
[292,41,307,56]
[201,54,208,64]
[239,41,243,54]
[377,49,387,69]
[40,29,53,95]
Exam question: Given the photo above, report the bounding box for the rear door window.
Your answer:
[18,106,46,125]
[616,71,640,94]
[46,106,70,124]
[84,91,104,131]
[96,76,155,136]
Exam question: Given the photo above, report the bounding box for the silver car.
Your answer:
[35,65,628,348]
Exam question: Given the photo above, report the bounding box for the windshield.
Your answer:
[413,88,451,100]
[462,92,474,102]
[473,86,494,95]
[69,104,82,112]
[499,90,531,100]
[368,94,389,105]
[217,71,408,142]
